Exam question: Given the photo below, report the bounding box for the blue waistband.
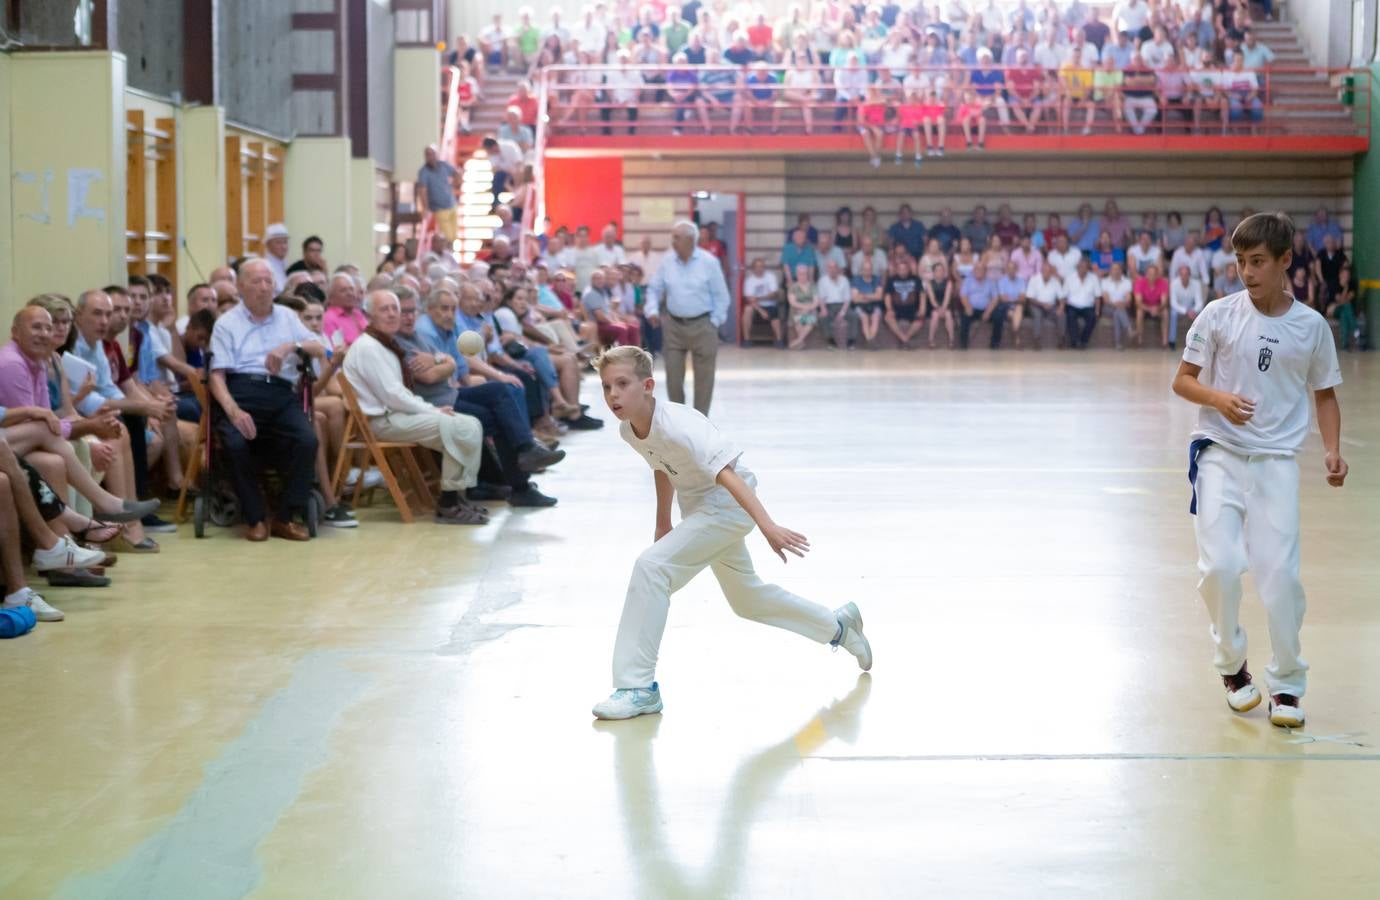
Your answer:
[1187,438,1215,515]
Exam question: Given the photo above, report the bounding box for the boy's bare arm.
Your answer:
[1171,360,1255,425]
[1315,387,1348,487]
[654,469,675,540]
[715,465,810,563]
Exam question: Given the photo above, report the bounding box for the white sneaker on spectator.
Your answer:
[345,466,362,486]
[32,536,106,572]
[362,468,385,489]
[3,588,64,622]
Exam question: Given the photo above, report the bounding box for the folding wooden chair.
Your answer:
[331,375,436,523]
[175,373,210,524]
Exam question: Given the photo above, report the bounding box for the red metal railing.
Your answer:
[523,71,552,261]
[534,63,1372,144]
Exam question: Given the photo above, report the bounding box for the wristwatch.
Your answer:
[434,353,445,365]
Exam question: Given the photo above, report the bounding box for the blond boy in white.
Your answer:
[592,347,871,720]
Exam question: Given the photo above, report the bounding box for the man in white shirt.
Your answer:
[1102,262,1135,349]
[342,290,488,525]
[626,234,662,285]
[1063,257,1102,349]
[1024,260,1066,349]
[1113,0,1151,39]
[1047,234,1083,282]
[1170,232,1210,286]
[1127,229,1163,276]
[1172,212,1346,729]
[1208,243,1235,286]
[741,257,783,347]
[850,235,887,279]
[592,223,629,268]
[264,223,291,293]
[816,259,857,350]
[1168,264,1205,350]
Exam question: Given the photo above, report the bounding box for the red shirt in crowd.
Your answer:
[747,23,773,49]
[506,93,539,127]
[994,220,1023,248]
[104,338,133,384]
[1007,67,1043,100]
[1042,226,1068,247]
[1134,275,1169,308]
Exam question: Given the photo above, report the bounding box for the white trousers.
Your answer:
[611,485,840,688]
[1193,446,1308,696]
[369,411,482,491]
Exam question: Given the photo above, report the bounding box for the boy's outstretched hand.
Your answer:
[762,522,810,563]
[1325,452,1348,487]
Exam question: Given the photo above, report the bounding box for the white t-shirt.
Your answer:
[593,243,628,267]
[1182,291,1342,456]
[1170,246,1209,285]
[493,305,524,337]
[744,270,781,306]
[620,399,752,511]
[816,274,851,306]
[1047,247,1083,281]
[1025,273,1065,307]
[1065,272,1102,309]
[1103,276,1134,307]
[1127,243,1163,276]
[1170,278,1205,316]
[1209,247,1235,279]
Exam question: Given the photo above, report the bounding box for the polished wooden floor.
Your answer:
[3,347,1378,899]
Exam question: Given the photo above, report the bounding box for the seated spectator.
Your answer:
[996,261,1027,348]
[1170,233,1211,286]
[833,50,870,132]
[1069,202,1101,255]
[1047,233,1082,282]
[851,258,886,349]
[1102,262,1135,350]
[1132,263,1170,347]
[455,62,479,135]
[1064,257,1102,350]
[1314,232,1349,302]
[1122,53,1159,135]
[1006,49,1049,133]
[323,272,368,347]
[981,233,1010,272]
[1114,0,1153,41]
[207,259,325,542]
[959,261,1005,350]
[1222,55,1264,129]
[1168,264,1206,350]
[1100,199,1131,249]
[888,205,928,261]
[506,78,539,127]
[1059,45,1097,135]
[963,206,994,254]
[1142,26,1176,69]
[1228,29,1275,69]
[781,226,817,285]
[918,238,948,280]
[883,257,923,349]
[1089,230,1126,275]
[1011,233,1043,283]
[815,230,847,275]
[666,50,711,135]
[952,237,980,281]
[1217,260,1245,297]
[817,260,857,350]
[582,267,641,348]
[1326,263,1360,350]
[1307,206,1344,254]
[786,264,822,350]
[777,48,819,135]
[742,257,784,347]
[1128,229,1163,277]
[970,49,1009,136]
[923,260,956,350]
[851,233,888,277]
[342,291,490,525]
[993,205,1023,249]
[1041,213,1068,250]
[592,224,628,268]
[1025,259,1066,350]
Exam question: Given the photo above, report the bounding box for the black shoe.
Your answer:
[518,444,567,473]
[103,498,160,523]
[140,514,178,533]
[579,404,590,413]
[323,504,359,528]
[508,486,558,508]
[467,483,513,502]
[565,414,604,430]
[45,568,111,588]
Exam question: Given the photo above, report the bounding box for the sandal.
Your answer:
[74,518,123,545]
[435,504,489,526]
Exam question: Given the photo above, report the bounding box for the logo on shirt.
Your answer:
[1258,347,1273,372]
[647,451,678,476]
[1258,335,1279,344]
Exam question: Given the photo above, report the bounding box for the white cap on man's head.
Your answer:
[265,223,289,240]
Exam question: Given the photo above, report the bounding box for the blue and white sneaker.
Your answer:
[592,682,663,720]
[832,603,872,671]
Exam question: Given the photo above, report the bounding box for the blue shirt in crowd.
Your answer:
[962,274,1000,311]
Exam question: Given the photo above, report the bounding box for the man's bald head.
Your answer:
[11,305,54,360]
[237,258,275,309]
[74,289,114,344]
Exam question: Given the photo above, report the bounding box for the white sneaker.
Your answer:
[832,602,872,671]
[592,683,663,720]
[1222,663,1262,713]
[3,588,64,622]
[1269,694,1305,728]
[32,536,106,573]
[345,467,363,487]
[362,468,385,490]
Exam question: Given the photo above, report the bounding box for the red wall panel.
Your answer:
[542,156,624,235]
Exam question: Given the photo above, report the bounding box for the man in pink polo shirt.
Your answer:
[322,272,368,347]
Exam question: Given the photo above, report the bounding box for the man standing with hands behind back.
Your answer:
[643,220,731,416]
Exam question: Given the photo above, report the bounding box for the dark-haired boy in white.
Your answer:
[591,346,871,720]
[1172,213,1347,729]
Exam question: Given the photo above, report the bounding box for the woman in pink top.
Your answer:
[322,272,368,346]
[1010,233,1043,282]
[1132,264,1170,347]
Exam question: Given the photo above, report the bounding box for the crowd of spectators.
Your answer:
[737,200,1359,350]
[450,0,1284,144]
[0,224,611,626]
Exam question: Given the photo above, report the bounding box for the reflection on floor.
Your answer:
[2,348,1378,899]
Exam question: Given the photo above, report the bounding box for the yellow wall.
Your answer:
[394,48,439,184]
[5,51,127,321]
[180,106,227,290]
[0,53,14,322]
[349,158,381,273]
[284,138,354,271]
